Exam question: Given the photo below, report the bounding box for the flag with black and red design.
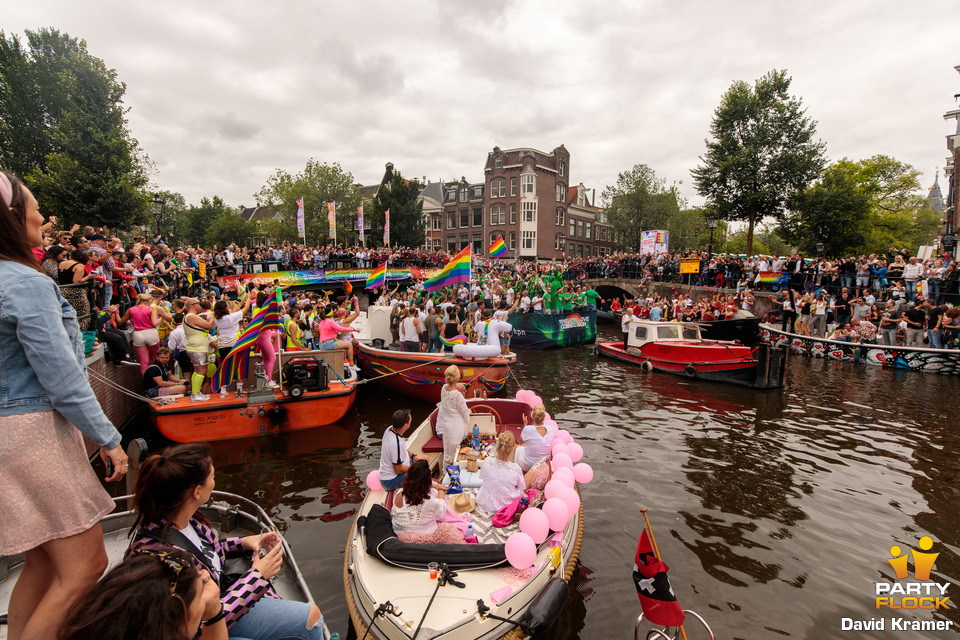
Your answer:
[633,530,685,627]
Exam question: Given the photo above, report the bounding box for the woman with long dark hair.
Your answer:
[128,442,323,639]
[60,548,226,640]
[391,459,464,544]
[0,171,128,640]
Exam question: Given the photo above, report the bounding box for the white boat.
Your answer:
[343,398,583,640]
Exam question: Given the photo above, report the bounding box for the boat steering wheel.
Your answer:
[469,404,502,430]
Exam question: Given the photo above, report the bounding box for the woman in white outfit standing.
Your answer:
[438,365,470,466]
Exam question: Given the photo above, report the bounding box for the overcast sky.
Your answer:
[6,0,959,211]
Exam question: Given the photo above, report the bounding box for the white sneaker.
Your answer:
[348,364,361,373]
[190,393,204,402]
[264,380,279,389]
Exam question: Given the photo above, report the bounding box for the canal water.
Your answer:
[123,324,960,638]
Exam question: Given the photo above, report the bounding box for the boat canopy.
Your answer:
[626,320,701,348]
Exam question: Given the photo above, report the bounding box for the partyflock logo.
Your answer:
[842,536,953,633]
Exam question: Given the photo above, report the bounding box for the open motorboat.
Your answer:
[596,319,786,389]
[356,306,515,403]
[344,398,584,640]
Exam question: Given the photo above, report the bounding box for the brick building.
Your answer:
[419,181,444,251]
[482,145,571,259]
[442,177,486,254]
[944,66,960,252]
[565,183,612,258]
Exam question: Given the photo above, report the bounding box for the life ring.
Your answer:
[684,365,697,378]
[453,343,502,361]
[641,360,654,372]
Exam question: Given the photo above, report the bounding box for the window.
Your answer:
[577,191,584,206]
[446,189,456,203]
[447,212,457,229]
[460,209,469,227]
[472,234,482,252]
[489,204,505,225]
[683,327,700,340]
[490,233,500,246]
[495,155,503,169]
[569,219,576,236]
[585,221,592,240]
[433,215,442,231]
[473,186,483,198]
[509,204,517,224]
[556,208,564,226]
[509,232,516,250]
[459,187,468,202]
[522,201,536,222]
[559,160,565,177]
[521,174,535,194]
[577,219,584,237]
[657,326,680,340]
[459,234,469,249]
[522,230,536,250]
[447,237,457,254]
[634,326,647,340]
[510,177,517,196]
[499,179,506,197]
[555,234,564,251]
[556,184,565,202]
[473,207,483,227]
[434,238,442,250]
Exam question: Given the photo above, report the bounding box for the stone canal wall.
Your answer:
[83,345,145,454]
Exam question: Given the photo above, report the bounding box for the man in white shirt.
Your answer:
[531,293,544,314]
[902,257,923,302]
[519,292,531,313]
[621,308,633,349]
[379,409,428,491]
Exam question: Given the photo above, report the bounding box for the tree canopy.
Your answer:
[601,164,683,252]
[255,159,362,245]
[691,69,826,256]
[0,28,150,228]
[368,170,425,249]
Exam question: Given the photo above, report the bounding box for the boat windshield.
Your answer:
[682,326,700,340]
[657,326,680,340]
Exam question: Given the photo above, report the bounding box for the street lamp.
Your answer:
[149,193,166,238]
[705,216,718,260]
[816,241,825,256]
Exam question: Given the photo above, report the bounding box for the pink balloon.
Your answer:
[552,452,573,469]
[557,430,573,444]
[557,486,581,517]
[553,466,575,486]
[550,441,568,457]
[544,412,552,422]
[573,463,594,484]
[515,390,526,401]
[550,423,560,435]
[567,443,584,463]
[544,478,566,501]
[365,470,382,492]
[543,498,569,531]
[531,395,543,406]
[505,532,537,569]
[544,418,557,428]
[519,508,550,544]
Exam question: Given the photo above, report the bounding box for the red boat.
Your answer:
[596,320,785,389]
[149,353,358,442]
[355,340,515,403]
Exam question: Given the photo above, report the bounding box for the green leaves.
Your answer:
[692,69,826,255]
[601,164,683,251]
[368,170,425,249]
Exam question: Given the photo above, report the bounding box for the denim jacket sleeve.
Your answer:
[0,272,121,449]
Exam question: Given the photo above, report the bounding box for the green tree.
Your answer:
[725,223,792,257]
[691,69,826,256]
[0,28,150,227]
[204,209,253,248]
[368,171,425,248]
[779,162,870,255]
[664,207,731,253]
[255,159,362,245]
[179,196,231,247]
[601,164,683,251]
[150,190,186,243]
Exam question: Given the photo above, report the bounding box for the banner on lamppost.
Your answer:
[327,202,336,243]
[296,197,305,240]
[357,204,365,247]
[383,208,390,246]
[640,230,669,255]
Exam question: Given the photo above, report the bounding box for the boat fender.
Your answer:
[520,577,569,636]
[641,360,654,372]
[684,365,697,378]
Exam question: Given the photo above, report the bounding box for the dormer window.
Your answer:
[559,160,565,177]
[459,188,468,202]
[495,155,503,169]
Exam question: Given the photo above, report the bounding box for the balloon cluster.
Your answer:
[505,390,594,569]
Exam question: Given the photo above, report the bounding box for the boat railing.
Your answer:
[635,610,715,640]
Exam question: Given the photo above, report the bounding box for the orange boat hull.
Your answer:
[356,343,514,403]
[148,382,357,443]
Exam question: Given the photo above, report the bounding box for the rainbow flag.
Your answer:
[424,246,471,293]
[489,236,508,258]
[366,262,387,290]
[439,334,467,347]
[757,271,785,283]
[212,292,282,390]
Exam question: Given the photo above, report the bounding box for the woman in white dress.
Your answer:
[476,432,529,515]
[438,365,470,466]
[392,460,464,544]
[515,404,553,473]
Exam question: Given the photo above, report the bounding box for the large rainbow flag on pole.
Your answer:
[366,262,387,290]
[212,291,282,390]
[488,236,508,258]
[424,245,471,292]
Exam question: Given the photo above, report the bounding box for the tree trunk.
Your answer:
[745,213,756,257]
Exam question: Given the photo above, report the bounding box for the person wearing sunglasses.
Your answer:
[128,443,323,639]
[61,547,226,640]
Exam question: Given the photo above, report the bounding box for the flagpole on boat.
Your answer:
[641,508,689,640]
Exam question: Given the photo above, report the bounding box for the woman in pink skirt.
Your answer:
[0,171,128,640]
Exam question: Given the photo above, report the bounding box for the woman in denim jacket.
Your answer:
[0,172,128,640]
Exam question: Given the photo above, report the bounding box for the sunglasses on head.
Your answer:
[129,548,191,597]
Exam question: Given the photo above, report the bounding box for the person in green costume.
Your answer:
[547,276,563,315]
[583,287,601,310]
[559,286,574,312]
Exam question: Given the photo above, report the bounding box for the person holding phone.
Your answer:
[0,171,128,640]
